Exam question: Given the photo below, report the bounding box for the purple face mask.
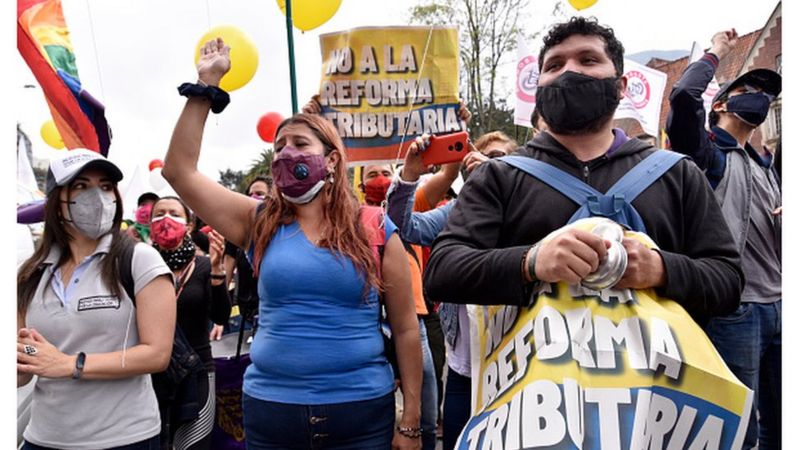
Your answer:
[271,146,329,204]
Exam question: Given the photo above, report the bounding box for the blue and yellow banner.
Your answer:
[318,26,462,166]
[460,218,752,450]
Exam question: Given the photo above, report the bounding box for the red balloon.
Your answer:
[257,112,284,143]
[149,159,164,171]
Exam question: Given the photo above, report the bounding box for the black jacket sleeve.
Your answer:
[423,162,532,306]
[666,56,718,170]
[655,160,743,322]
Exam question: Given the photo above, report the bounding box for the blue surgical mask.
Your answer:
[726,92,773,127]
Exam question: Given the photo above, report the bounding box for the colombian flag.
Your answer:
[18,0,111,155]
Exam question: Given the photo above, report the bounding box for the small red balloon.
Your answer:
[257,112,284,143]
[149,159,164,171]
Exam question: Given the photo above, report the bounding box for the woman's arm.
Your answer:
[381,233,422,448]
[162,37,258,248]
[17,275,176,380]
[17,312,34,387]
[207,230,233,325]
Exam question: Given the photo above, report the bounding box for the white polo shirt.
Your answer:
[23,235,172,449]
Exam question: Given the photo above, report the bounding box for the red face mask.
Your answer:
[150,215,187,249]
[364,175,391,205]
[135,204,152,225]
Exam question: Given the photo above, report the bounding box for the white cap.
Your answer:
[45,149,123,194]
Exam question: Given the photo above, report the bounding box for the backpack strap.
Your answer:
[119,239,137,305]
[500,155,603,205]
[593,150,685,232]
[500,152,685,233]
[606,150,686,199]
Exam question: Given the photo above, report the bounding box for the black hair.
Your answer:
[708,92,729,127]
[18,183,128,315]
[245,175,273,194]
[150,195,194,224]
[538,16,625,77]
[531,108,542,131]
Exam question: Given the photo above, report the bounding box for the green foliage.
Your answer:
[218,168,245,191]
[218,148,274,193]
[243,148,275,192]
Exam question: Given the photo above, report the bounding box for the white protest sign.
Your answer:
[615,59,668,137]
[514,33,539,128]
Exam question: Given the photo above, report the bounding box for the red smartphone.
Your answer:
[421,131,470,166]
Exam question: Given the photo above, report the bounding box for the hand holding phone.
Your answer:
[421,131,470,166]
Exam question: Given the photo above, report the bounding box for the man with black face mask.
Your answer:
[424,17,742,328]
[666,29,782,450]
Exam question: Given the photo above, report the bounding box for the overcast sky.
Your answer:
[14,0,781,191]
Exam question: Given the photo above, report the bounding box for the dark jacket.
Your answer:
[423,131,744,325]
[666,55,781,257]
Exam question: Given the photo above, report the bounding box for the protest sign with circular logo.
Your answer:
[625,70,651,109]
[516,55,539,103]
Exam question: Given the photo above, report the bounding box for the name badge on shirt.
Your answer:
[77,295,121,311]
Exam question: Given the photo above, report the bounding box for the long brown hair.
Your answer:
[250,113,381,295]
[17,183,130,316]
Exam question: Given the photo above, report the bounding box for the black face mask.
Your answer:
[725,92,772,127]
[536,71,621,135]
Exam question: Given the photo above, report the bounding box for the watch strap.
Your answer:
[72,351,86,379]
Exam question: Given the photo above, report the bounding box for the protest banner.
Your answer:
[459,218,752,450]
[318,26,462,165]
[614,59,668,138]
[514,33,539,128]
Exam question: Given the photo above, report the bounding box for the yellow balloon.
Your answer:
[40,119,65,149]
[568,0,598,10]
[194,25,259,92]
[276,0,342,32]
[120,222,129,231]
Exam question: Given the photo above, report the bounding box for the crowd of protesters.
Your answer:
[17,15,780,450]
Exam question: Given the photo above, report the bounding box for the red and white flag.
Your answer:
[514,33,539,128]
[614,59,668,137]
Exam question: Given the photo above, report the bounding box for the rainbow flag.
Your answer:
[18,0,111,155]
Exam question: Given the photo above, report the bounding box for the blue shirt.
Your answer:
[244,218,398,404]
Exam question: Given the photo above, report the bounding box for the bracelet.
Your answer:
[396,426,423,439]
[525,242,541,283]
[177,82,230,113]
[72,352,86,379]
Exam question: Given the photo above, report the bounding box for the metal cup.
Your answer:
[581,220,628,290]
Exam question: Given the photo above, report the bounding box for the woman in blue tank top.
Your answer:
[162,37,424,450]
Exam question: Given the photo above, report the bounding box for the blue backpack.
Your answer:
[499,150,686,233]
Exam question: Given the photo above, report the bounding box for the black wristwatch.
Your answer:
[72,352,86,379]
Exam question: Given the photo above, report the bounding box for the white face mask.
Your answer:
[281,179,327,204]
[150,213,187,225]
[66,187,117,239]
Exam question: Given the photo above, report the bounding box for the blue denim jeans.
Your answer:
[419,318,439,450]
[23,435,159,450]
[442,369,471,450]
[242,391,394,449]
[705,300,781,450]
